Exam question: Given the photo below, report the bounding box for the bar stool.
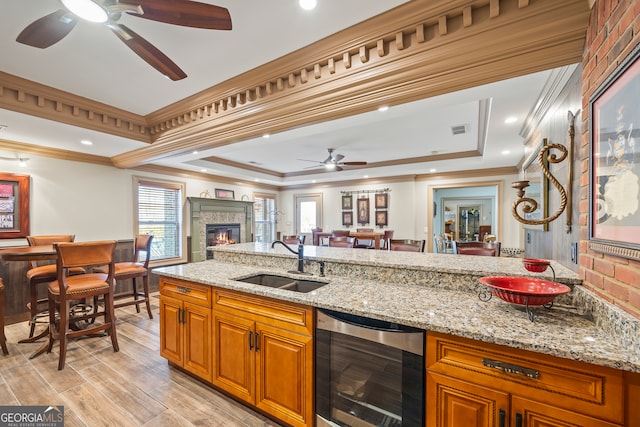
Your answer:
[23,234,84,343]
[0,278,8,355]
[94,234,154,319]
[44,240,119,370]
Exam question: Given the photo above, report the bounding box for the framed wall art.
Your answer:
[342,211,353,227]
[589,42,640,259]
[375,193,388,209]
[215,188,235,200]
[357,197,370,224]
[0,173,30,239]
[375,210,388,227]
[342,195,352,210]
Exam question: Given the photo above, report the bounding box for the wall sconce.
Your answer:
[512,110,576,232]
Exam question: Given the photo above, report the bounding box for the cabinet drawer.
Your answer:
[213,289,313,335]
[160,277,212,308]
[426,332,624,424]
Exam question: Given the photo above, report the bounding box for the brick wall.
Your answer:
[580,0,640,317]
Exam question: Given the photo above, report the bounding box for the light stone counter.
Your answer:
[152,243,640,373]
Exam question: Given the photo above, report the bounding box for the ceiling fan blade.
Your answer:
[334,154,345,162]
[16,10,78,48]
[336,166,344,172]
[343,161,368,166]
[127,0,232,30]
[108,23,187,81]
[297,159,322,164]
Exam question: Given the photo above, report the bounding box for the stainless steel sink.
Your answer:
[234,274,328,293]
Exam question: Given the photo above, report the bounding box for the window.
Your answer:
[134,177,186,264]
[295,193,323,233]
[254,192,277,243]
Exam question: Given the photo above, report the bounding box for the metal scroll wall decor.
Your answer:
[511,110,576,233]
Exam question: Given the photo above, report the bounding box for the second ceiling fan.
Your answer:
[299,148,367,172]
[16,0,232,81]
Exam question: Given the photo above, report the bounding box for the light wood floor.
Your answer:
[0,293,282,427]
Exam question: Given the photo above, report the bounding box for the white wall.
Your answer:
[1,153,523,252]
[0,154,271,247]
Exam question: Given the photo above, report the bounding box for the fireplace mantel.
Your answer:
[188,197,254,262]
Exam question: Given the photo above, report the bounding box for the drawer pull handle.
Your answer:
[516,413,523,427]
[177,286,191,294]
[482,358,539,379]
[499,409,505,427]
[248,331,253,350]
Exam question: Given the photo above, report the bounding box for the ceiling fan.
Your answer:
[15,0,232,81]
[298,148,367,172]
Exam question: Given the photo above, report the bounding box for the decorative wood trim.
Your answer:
[589,242,640,261]
[0,138,114,167]
[0,72,150,143]
[110,0,589,168]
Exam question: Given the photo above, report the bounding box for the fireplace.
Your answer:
[188,197,254,262]
[206,223,241,259]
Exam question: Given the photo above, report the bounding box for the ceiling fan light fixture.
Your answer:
[61,0,108,23]
[325,163,336,170]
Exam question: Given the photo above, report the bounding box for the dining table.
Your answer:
[348,231,385,249]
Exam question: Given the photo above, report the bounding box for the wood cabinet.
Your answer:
[426,332,634,427]
[159,277,212,382]
[212,289,314,427]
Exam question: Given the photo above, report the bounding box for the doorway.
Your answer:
[428,182,502,252]
[295,193,323,241]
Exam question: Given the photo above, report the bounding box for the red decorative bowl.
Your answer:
[478,276,570,306]
[522,258,551,273]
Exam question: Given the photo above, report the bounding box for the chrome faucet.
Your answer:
[271,240,309,275]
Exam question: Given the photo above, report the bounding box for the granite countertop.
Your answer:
[153,243,640,373]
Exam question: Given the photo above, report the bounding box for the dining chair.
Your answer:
[24,234,84,342]
[434,235,456,254]
[45,240,119,370]
[311,227,323,246]
[456,241,501,256]
[96,234,154,319]
[283,235,305,245]
[0,278,8,355]
[381,229,394,250]
[328,236,356,248]
[388,239,425,252]
[355,228,374,249]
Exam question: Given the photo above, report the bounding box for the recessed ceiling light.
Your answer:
[378,106,389,112]
[263,134,270,139]
[81,140,93,146]
[254,178,260,182]
[501,150,511,155]
[311,180,316,183]
[504,116,518,124]
[299,0,317,10]
[430,168,436,173]
[363,175,369,178]
[200,168,207,172]
[192,150,198,155]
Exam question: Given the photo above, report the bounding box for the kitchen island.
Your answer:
[153,243,640,427]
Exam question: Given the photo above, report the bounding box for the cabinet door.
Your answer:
[511,396,622,427]
[159,296,182,365]
[212,311,255,404]
[255,323,313,427]
[183,301,212,381]
[427,372,510,427]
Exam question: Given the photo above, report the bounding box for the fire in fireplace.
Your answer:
[206,223,241,259]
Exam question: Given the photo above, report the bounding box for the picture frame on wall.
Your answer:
[375,210,388,227]
[588,42,640,259]
[214,188,235,200]
[0,172,30,239]
[342,211,353,227]
[357,197,370,224]
[341,195,353,210]
[375,193,388,209]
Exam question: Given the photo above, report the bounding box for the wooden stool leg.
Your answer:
[143,276,153,319]
[131,278,140,313]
